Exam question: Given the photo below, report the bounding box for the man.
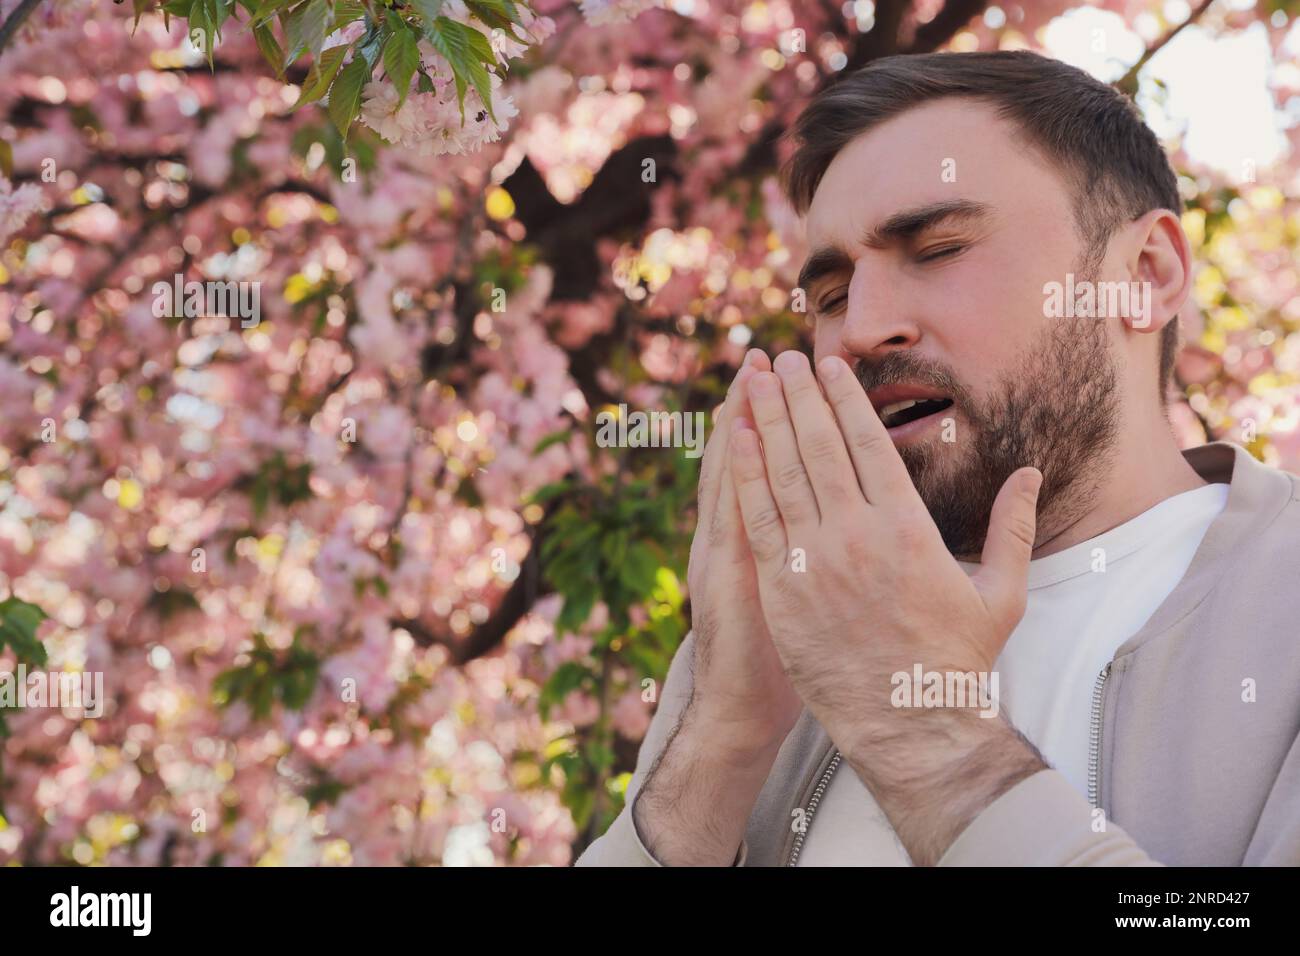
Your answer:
[576,51,1300,866]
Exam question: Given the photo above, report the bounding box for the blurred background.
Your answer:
[0,0,1296,865]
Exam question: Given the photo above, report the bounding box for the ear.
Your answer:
[1123,208,1192,337]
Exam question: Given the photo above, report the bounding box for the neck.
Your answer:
[1029,403,1208,560]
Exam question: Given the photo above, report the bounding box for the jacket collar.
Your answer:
[1113,441,1296,657]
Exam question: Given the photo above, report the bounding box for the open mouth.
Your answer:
[878,397,954,430]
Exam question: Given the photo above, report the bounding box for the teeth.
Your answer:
[880,399,919,419]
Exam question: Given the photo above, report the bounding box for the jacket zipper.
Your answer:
[786,750,841,866]
[1087,662,1112,809]
[789,663,1114,864]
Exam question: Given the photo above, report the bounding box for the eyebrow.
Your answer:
[796,199,993,293]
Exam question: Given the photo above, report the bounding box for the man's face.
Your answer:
[803,98,1120,557]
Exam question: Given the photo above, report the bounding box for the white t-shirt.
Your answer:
[795,480,1230,866]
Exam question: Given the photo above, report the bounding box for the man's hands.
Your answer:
[631,350,803,866]
[686,349,804,756]
[633,347,1047,867]
[726,349,1048,865]
[728,349,1041,729]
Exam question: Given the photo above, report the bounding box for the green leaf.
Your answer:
[539,661,590,718]
[355,19,389,68]
[409,0,445,29]
[531,429,572,456]
[0,139,12,180]
[333,0,365,30]
[465,0,528,44]
[0,597,49,667]
[619,543,659,594]
[528,480,570,504]
[556,588,596,634]
[253,22,286,77]
[383,15,420,106]
[293,43,347,108]
[189,0,216,68]
[131,0,154,32]
[211,0,234,34]
[327,53,371,138]
[247,0,294,28]
[285,0,334,66]
[425,16,497,125]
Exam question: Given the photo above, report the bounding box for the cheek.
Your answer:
[933,262,1047,391]
[813,320,845,364]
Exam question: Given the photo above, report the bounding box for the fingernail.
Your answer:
[745,349,765,368]
[817,357,842,380]
[774,350,806,374]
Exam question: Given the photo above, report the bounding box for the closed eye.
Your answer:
[918,244,965,262]
[815,294,846,315]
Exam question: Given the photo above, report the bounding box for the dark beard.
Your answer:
[854,308,1120,559]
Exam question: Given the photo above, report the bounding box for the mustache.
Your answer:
[850,352,972,406]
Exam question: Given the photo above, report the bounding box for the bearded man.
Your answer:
[577,50,1300,867]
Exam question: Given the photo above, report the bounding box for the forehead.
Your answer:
[804,98,1073,247]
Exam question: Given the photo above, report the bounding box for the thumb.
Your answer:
[972,467,1042,631]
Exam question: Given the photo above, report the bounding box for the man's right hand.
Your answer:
[632,349,803,865]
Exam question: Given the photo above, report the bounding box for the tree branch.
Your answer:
[906,0,988,54]
[0,0,43,59]
[1116,0,1216,96]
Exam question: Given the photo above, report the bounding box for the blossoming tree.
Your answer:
[0,0,1297,865]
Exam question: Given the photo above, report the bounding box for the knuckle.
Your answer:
[804,431,843,462]
[1007,514,1037,549]
[782,375,816,399]
[852,427,888,456]
[746,509,786,559]
[774,460,809,491]
[748,504,784,538]
[816,477,854,505]
[893,518,931,553]
[843,534,874,567]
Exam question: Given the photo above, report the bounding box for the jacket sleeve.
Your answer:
[573,629,748,866]
[936,769,1163,866]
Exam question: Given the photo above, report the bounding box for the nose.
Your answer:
[836,257,922,362]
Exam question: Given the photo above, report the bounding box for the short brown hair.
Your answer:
[781,50,1182,403]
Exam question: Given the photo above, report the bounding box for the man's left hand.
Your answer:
[727,349,1049,864]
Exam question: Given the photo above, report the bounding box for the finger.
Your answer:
[747,370,820,527]
[772,350,860,511]
[815,355,915,504]
[728,418,788,572]
[972,467,1042,633]
[710,421,754,567]
[698,350,770,533]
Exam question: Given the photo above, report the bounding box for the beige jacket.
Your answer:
[576,442,1300,866]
